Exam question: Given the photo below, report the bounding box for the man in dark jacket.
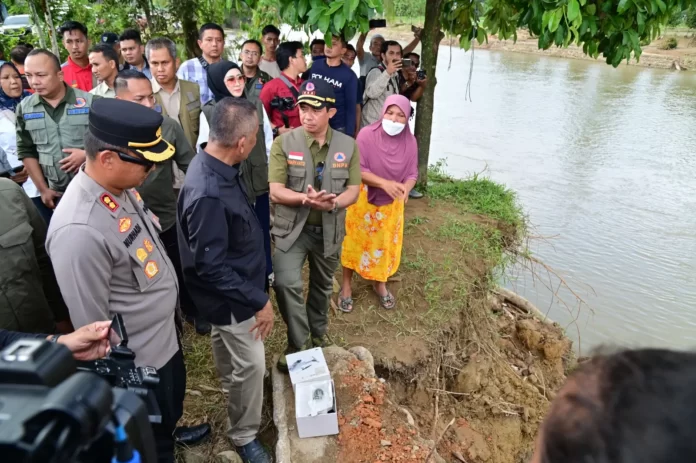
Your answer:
[177,98,273,463]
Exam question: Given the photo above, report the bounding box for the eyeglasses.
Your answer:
[315,162,325,185]
[226,75,245,83]
[242,50,259,57]
[101,148,155,169]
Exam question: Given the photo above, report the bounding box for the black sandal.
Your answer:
[373,284,396,310]
[338,294,354,313]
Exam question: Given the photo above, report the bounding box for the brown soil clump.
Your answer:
[336,358,437,462]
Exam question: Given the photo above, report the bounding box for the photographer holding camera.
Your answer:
[45,99,208,463]
[399,52,428,103]
[361,40,403,127]
[260,41,306,137]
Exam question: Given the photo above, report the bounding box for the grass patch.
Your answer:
[437,215,505,266]
[427,160,524,229]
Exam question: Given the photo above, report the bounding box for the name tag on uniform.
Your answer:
[23,112,45,120]
[67,108,90,115]
[332,163,349,169]
[255,83,263,89]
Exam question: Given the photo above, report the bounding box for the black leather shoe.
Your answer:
[194,317,211,335]
[174,423,211,447]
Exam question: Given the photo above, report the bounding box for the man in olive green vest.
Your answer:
[113,69,209,335]
[269,80,361,372]
[240,39,271,102]
[17,49,96,210]
[147,37,201,149]
[0,178,70,334]
[147,38,201,192]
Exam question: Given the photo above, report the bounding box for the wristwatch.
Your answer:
[328,203,339,214]
[49,334,61,343]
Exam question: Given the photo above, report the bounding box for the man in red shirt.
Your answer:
[59,21,94,92]
[259,41,306,137]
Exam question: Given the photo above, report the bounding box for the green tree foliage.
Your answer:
[280,0,383,41]
[445,0,696,67]
[685,5,696,27]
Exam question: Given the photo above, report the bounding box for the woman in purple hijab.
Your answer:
[339,94,418,312]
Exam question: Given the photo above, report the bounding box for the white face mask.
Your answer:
[382,118,406,136]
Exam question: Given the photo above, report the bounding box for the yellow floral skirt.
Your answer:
[341,184,405,282]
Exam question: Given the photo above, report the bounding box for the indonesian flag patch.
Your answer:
[288,152,303,161]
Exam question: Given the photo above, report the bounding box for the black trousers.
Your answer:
[152,349,186,463]
[159,225,198,318]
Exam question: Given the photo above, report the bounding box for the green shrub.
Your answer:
[660,37,678,49]
[687,6,696,29]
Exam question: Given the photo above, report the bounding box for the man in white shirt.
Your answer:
[88,43,119,98]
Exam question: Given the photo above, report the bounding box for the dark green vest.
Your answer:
[244,69,271,102]
[20,89,94,192]
[202,97,268,200]
[271,128,356,257]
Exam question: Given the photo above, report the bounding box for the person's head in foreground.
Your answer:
[533,348,696,463]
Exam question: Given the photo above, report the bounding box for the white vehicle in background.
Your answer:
[1,14,36,37]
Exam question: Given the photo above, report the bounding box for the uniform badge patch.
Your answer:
[100,193,119,212]
[74,97,87,108]
[143,238,154,253]
[306,82,315,91]
[334,152,346,162]
[136,248,148,262]
[288,152,303,161]
[118,217,132,233]
[23,112,45,120]
[144,260,159,279]
[131,188,142,202]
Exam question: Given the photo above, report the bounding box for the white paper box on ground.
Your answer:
[286,347,331,389]
[295,379,339,438]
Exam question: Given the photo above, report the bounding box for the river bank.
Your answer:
[385,23,696,70]
[175,167,574,463]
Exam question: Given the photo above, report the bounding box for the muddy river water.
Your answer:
[427,47,696,353]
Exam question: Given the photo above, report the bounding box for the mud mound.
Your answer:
[376,294,572,463]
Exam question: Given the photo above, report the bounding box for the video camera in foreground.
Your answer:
[0,315,160,463]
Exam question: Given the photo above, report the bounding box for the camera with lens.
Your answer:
[0,315,159,463]
[271,96,295,112]
[416,70,426,80]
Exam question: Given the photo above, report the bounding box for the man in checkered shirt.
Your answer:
[176,23,226,104]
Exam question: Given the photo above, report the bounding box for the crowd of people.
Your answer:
[1,15,690,463]
[0,16,426,463]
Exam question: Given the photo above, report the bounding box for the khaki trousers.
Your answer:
[273,228,339,349]
[211,317,265,447]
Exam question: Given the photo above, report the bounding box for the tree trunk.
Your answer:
[168,0,200,58]
[43,3,60,57]
[413,0,443,188]
[28,1,47,49]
